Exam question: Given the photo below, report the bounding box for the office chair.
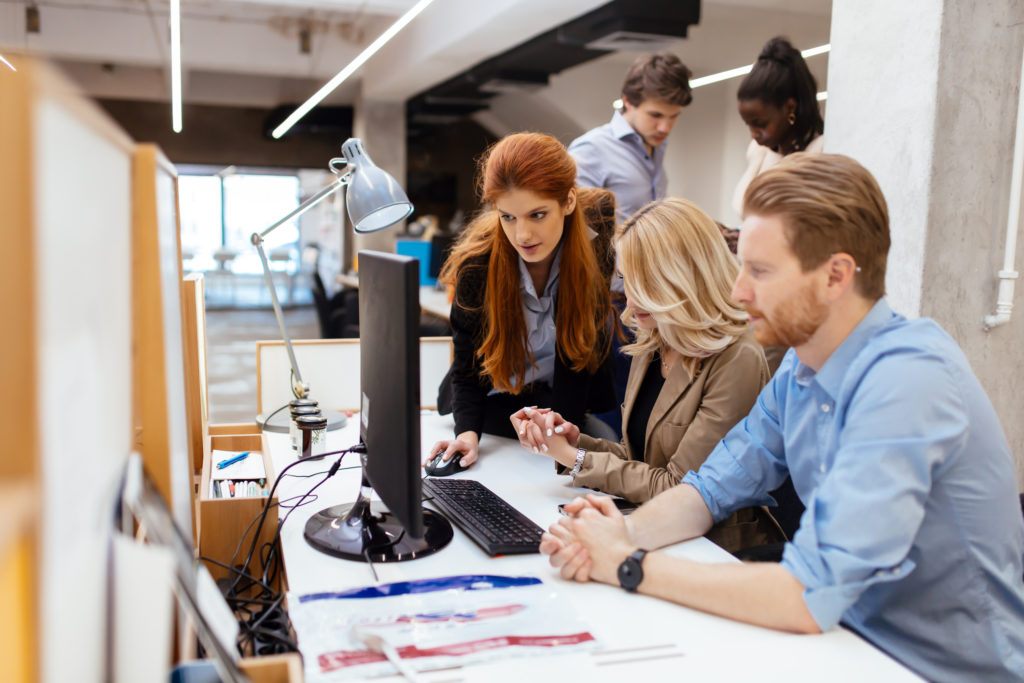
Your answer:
[310,271,359,338]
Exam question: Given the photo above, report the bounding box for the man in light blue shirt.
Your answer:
[568,53,692,226]
[539,154,1024,680]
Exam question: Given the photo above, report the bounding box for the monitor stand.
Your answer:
[304,474,453,563]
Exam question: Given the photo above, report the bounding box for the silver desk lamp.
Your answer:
[252,138,413,432]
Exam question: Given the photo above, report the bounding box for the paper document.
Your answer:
[210,449,266,480]
[290,574,597,681]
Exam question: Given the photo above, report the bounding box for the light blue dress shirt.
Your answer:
[489,247,560,394]
[568,110,667,223]
[683,299,1024,681]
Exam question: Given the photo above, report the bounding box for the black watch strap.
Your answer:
[617,548,648,592]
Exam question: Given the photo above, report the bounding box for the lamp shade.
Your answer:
[341,138,414,233]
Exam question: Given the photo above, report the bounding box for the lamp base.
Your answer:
[259,408,347,433]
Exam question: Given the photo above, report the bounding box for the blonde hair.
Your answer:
[617,198,748,369]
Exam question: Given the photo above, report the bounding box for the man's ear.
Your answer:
[825,252,858,300]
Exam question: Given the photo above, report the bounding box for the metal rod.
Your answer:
[251,173,350,398]
[258,174,348,240]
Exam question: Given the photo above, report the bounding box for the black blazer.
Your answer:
[438,254,616,438]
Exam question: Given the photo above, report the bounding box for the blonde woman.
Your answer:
[513,197,778,552]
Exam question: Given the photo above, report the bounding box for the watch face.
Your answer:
[618,552,644,592]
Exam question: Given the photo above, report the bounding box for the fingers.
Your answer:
[586,494,622,518]
[559,543,591,582]
[560,496,593,516]
[423,440,449,466]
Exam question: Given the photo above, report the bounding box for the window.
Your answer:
[179,170,301,274]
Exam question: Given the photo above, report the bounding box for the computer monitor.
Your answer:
[303,250,453,562]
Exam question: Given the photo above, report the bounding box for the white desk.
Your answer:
[267,412,919,682]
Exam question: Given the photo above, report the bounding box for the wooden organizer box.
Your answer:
[198,430,281,590]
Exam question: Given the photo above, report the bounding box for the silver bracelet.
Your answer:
[569,448,586,480]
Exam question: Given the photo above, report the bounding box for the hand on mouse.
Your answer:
[424,430,479,468]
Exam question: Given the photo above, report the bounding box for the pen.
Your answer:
[217,451,250,469]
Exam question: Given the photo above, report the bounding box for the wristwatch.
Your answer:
[617,548,648,592]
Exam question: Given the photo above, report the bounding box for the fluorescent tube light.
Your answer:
[690,43,830,89]
[0,54,15,72]
[170,0,182,132]
[272,0,436,139]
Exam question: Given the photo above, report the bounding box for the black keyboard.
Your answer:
[422,478,544,556]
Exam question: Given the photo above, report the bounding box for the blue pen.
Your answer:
[217,451,250,469]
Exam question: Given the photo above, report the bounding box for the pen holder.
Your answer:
[288,403,320,453]
[296,414,328,460]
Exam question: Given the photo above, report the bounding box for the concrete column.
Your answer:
[352,92,407,256]
[828,0,1024,487]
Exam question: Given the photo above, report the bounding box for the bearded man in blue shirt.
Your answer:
[538,153,1024,681]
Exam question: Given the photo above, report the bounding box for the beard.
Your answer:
[745,281,828,349]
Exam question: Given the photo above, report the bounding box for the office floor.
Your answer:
[206,306,319,424]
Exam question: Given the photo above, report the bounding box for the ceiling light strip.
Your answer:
[690,43,831,89]
[817,90,828,101]
[170,0,182,132]
[272,0,436,139]
[0,54,15,71]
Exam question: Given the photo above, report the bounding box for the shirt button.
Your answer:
[819,464,826,473]
[821,403,831,413]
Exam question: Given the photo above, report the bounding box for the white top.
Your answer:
[732,135,826,217]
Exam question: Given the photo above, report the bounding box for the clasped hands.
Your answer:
[540,494,636,586]
[508,406,580,468]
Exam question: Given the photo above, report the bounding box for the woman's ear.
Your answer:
[563,188,577,216]
[784,97,798,118]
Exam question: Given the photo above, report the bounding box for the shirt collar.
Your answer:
[517,243,562,301]
[610,110,638,141]
[793,298,895,399]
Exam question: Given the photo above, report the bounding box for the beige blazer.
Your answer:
[573,329,780,552]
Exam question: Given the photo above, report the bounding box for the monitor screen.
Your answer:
[304,250,452,563]
[358,250,423,538]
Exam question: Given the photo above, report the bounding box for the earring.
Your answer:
[787,112,796,125]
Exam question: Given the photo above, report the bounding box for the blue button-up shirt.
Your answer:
[568,110,667,223]
[569,110,667,293]
[684,299,1024,681]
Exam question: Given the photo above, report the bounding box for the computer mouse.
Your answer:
[424,451,466,477]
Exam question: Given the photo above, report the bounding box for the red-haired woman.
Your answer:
[430,132,617,470]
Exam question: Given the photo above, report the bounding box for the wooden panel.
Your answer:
[239,653,303,683]
[182,273,209,475]
[132,143,194,537]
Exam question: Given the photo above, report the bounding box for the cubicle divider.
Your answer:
[256,336,454,417]
[1,55,136,683]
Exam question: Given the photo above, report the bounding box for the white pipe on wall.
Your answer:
[984,46,1024,332]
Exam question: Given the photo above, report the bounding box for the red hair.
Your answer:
[440,133,611,394]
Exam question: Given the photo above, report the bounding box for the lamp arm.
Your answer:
[250,172,351,400]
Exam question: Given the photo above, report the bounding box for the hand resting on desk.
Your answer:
[541,494,634,585]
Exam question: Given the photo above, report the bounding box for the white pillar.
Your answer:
[352,91,407,256]
[828,0,1024,487]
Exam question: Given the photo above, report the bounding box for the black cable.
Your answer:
[223,443,365,655]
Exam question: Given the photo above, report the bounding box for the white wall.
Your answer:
[829,0,1024,488]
